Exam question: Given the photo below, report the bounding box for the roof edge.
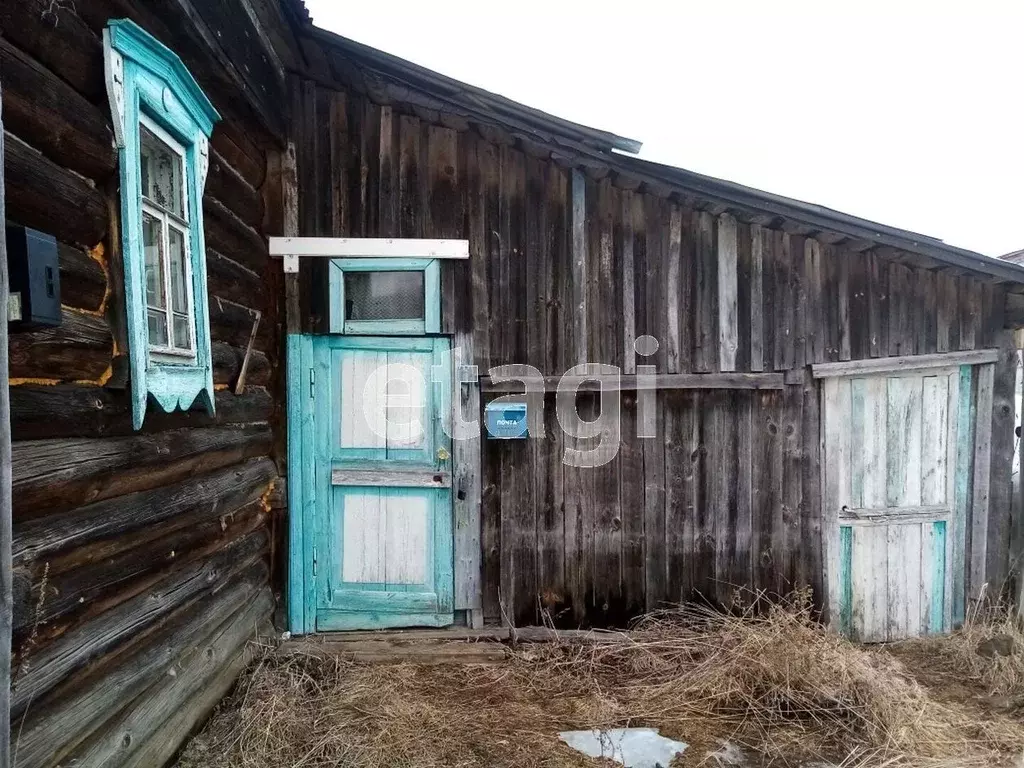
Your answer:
[617,154,1024,286]
[306,25,643,156]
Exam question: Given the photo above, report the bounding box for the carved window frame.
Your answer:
[104,18,220,430]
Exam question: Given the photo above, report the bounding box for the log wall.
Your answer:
[2,3,283,765]
[291,72,1015,627]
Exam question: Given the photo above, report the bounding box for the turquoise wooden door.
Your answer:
[823,366,972,641]
[303,335,453,631]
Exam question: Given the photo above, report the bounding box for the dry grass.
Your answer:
[895,597,1024,699]
[176,592,1024,768]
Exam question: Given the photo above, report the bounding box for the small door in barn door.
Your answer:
[308,335,453,631]
[823,368,970,642]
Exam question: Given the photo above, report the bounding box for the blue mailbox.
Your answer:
[485,402,528,439]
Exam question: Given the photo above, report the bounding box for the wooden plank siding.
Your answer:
[2,4,284,765]
[290,76,1018,626]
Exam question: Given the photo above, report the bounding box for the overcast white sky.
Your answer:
[303,0,1023,257]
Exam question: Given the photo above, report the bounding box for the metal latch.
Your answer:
[309,368,315,398]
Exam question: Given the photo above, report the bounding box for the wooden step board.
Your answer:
[278,626,631,664]
[278,637,507,665]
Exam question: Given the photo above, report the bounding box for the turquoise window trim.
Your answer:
[104,19,221,430]
[328,258,441,335]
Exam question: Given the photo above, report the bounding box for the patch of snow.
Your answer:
[558,728,688,768]
[707,741,747,766]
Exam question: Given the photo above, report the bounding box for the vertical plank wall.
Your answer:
[292,78,1012,627]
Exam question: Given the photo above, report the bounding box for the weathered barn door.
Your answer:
[301,336,454,630]
[823,367,971,641]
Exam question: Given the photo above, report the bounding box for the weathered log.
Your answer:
[69,588,272,768]
[10,384,272,441]
[41,498,264,578]
[13,424,272,519]
[0,0,104,103]
[59,243,107,313]
[207,148,264,228]
[13,505,265,635]
[204,197,269,275]
[211,120,266,190]
[4,131,108,248]
[9,303,271,387]
[12,457,276,566]
[10,530,267,716]
[209,294,272,350]
[212,341,272,388]
[8,307,111,382]
[207,248,266,308]
[123,642,255,768]
[0,37,115,182]
[12,570,269,768]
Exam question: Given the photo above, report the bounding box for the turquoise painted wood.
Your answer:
[328,258,440,335]
[952,365,974,626]
[930,521,947,633]
[287,333,314,633]
[105,19,220,430]
[293,334,454,632]
[839,525,853,637]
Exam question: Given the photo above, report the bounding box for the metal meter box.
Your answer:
[485,402,528,439]
[7,225,61,330]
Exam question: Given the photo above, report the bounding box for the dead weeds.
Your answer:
[893,598,1024,701]
[176,591,1024,768]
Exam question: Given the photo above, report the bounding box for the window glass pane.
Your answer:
[168,226,190,314]
[143,213,166,310]
[172,314,192,351]
[344,271,425,321]
[148,308,169,347]
[140,123,185,218]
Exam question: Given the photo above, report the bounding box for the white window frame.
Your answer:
[139,113,198,362]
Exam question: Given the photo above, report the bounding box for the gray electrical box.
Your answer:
[7,225,61,330]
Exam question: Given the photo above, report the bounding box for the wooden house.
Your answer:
[2,0,1024,764]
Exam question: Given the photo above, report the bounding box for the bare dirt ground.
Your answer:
[175,596,1024,768]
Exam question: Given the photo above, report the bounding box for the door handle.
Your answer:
[437,446,450,462]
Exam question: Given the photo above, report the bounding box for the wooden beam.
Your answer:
[811,349,1000,378]
[332,469,450,488]
[970,363,995,602]
[451,338,482,626]
[0,83,13,768]
[571,169,588,365]
[987,335,1017,593]
[749,224,765,372]
[270,236,469,272]
[480,372,784,393]
[717,213,739,371]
